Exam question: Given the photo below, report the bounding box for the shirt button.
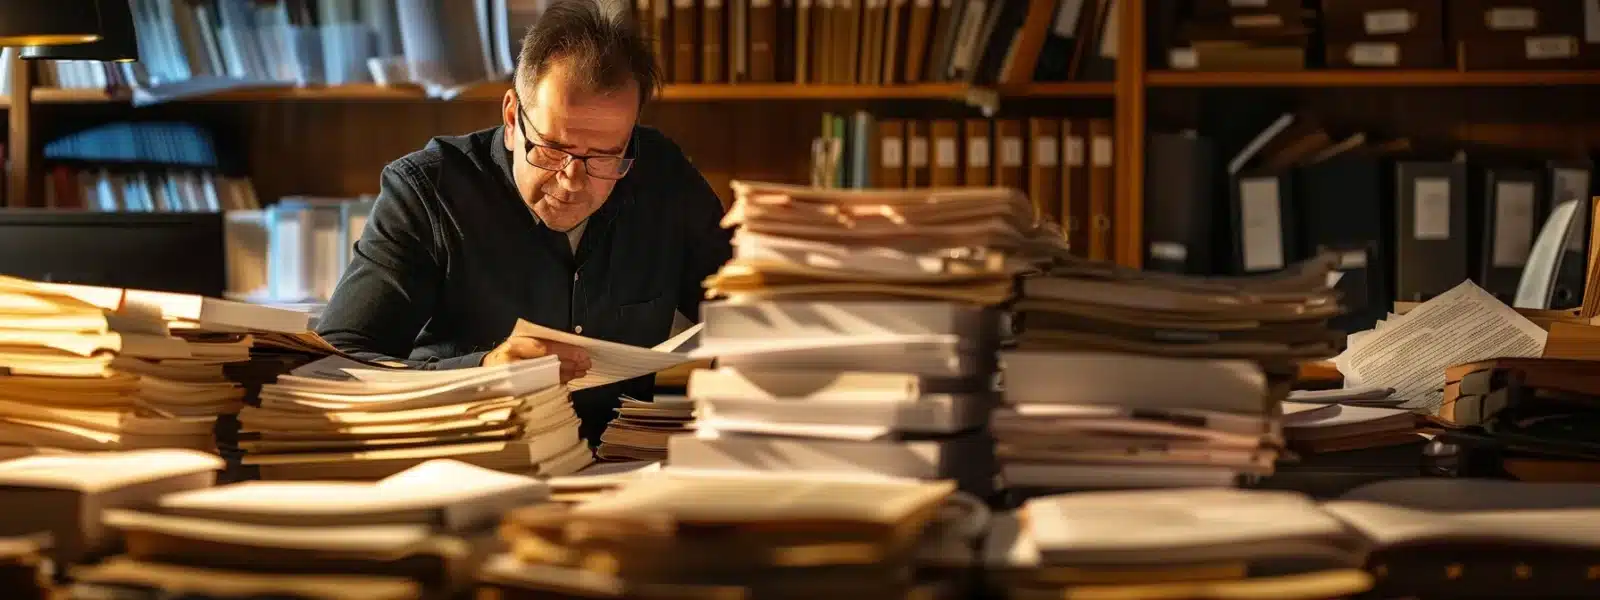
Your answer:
[574,325,584,334]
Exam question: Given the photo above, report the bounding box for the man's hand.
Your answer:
[482,337,592,383]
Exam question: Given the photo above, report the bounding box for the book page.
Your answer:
[1335,281,1546,413]
[512,319,698,391]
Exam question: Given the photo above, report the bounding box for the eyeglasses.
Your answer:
[513,96,635,180]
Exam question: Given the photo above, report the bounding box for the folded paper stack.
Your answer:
[0,277,320,454]
[597,396,693,462]
[235,355,591,479]
[483,472,973,599]
[680,181,1051,496]
[73,459,543,600]
[984,488,1373,599]
[995,253,1345,493]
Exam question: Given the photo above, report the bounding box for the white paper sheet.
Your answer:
[1333,280,1546,413]
[512,319,699,391]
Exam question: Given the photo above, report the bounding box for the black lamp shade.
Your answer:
[0,1,104,47]
[20,0,139,61]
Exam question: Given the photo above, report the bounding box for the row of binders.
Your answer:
[1143,111,1597,334]
[7,450,1600,599]
[816,112,1119,261]
[1150,0,1600,71]
[41,165,261,213]
[636,0,1120,85]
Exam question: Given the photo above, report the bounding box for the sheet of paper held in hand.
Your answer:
[512,318,702,390]
[1333,280,1546,413]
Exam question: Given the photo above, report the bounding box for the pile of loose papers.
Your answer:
[76,459,545,599]
[236,355,591,480]
[482,472,967,598]
[983,489,1373,599]
[596,396,693,462]
[995,253,1346,492]
[679,181,1043,496]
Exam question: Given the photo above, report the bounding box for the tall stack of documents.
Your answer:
[983,489,1373,599]
[995,253,1346,492]
[236,355,591,480]
[75,460,544,599]
[679,181,1043,496]
[482,472,963,598]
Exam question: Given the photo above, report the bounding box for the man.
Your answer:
[316,0,733,445]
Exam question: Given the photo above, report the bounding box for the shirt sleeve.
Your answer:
[674,158,735,323]
[316,163,487,370]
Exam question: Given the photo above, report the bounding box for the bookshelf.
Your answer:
[4,0,1599,270]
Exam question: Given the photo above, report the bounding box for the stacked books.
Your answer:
[0,449,222,566]
[482,472,962,598]
[678,181,1041,496]
[237,355,592,480]
[596,396,693,462]
[76,460,544,599]
[1437,357,1600,482]
[994,253,1344,492]
[984,488,1373,599]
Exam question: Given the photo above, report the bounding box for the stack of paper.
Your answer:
[482,472,963,598]
[1334,280,1547,413]
[676,181,1043,496]
[235,355,592,480]
[597,396,693,462]
[76,460,543,599]
[0,449,222,565]
[0,277,260,454]
[995,252,1347,492]
[984,489,1372,599]
[1281,402,1430,454]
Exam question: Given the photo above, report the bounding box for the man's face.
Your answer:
[502,60,641,232]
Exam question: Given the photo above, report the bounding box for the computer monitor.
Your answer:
[0,210,225,297]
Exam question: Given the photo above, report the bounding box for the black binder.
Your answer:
[1547,159,1595,310]
[1394,160,1469,302]
[1144,132,1216,274]
[1474,167,1544,304]
[1229,170,1300,275]
[1297,154,1393,333]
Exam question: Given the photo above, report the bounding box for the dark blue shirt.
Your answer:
[316,124,732,444]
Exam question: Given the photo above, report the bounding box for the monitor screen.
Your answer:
[0,210,225,297]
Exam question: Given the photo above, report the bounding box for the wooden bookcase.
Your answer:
[3,0,1599,268]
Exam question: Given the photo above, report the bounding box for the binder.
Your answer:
[1230,171,1298,274]
[1061,118,1088,254]
[673,0,699,82]
[702,0,727,82]
[875,120,907,189]
[749,0,779,81]
[905,120,931,187]
[1298,154,1394,333]
[1394,161,1469,303]
[1477,168,1543,303]
[652,0,674,80]
[1143,132,1215,275]
[929,120,961,186]
[1027,118,1061,227]
[901,0,935,82]
[995,119,1026,191]
[1086,118,1113,261]
[963,119,992,186]
[1548,159,1595,309]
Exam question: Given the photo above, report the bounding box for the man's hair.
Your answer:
[515,0,660,107]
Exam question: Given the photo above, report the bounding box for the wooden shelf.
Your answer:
[30,88,128,103]
[993,82,1116,97]
[1148,69,1600,88]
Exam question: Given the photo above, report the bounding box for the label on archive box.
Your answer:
[915,0,932,7]
[968,138,991,168]
[1348,42,1400,66]
[1413,177,1452,241]
[1492,181,1537,268]
[1588,0,1600,43]
[753,0,772,7]
[999,137,1024,167]
[1168,47,1198,70]
[1091,136,1113,167]
[1232,13,1282,28]
[1364,9,1415,35]
[1065,136,1086,166]
[674,0,693,8]
[1149,241,1188,262]
[1035,136,1059,167]
[1240,177,1285,272]
[935,138,959,168]
[1339,249,1368,270]
[1487,7,1537,31]
[880,138,904,168]
[1228,0,1266,7]
[908,137,929,167]
[1053,0,1085,37]
[1526,36,1577,59]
